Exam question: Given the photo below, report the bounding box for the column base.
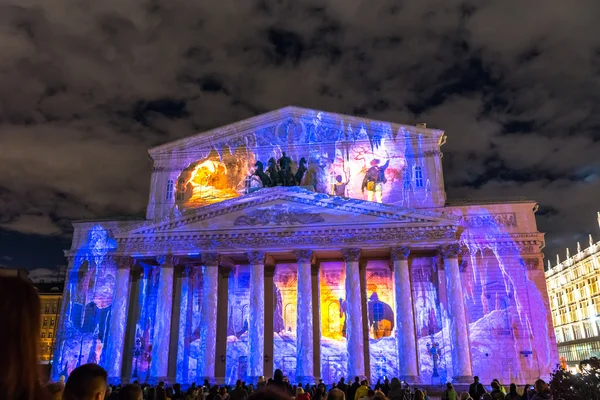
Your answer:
[452,375,473,383]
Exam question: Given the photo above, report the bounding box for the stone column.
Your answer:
[342,248,366,379]
[150,255,176,382]
[106,256,134,383]
[247,251,265,382]
[359,260,371,381]
[215,266,232,384]
[264,264,276,380]
[311,261,321,381]
[168,266,184,382]
[390,247,419,382]
[440,244,472,381]
[197,253,219,382]
[176,266,193,384]
[295,250,314,383]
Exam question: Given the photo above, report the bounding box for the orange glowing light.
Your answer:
[181,159,241,207]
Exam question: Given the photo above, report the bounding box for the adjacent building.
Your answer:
[51,106,557,385]
[35,282,65,364]
[545,217,600,372]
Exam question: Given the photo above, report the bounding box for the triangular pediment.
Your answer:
[114,187,459,239]
[148,106,444,157]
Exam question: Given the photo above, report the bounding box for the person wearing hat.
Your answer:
[361,159,390,203]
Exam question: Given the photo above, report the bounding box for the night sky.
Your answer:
[1,1,599,271]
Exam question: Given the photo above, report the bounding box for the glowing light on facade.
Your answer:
[51,107,556,385]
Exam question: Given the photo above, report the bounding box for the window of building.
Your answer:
[555,329,563,343]
[403,168,411,189]
[48,331,53,338]
[44,303,50,313]
[583,322,593,338]
[43,318,48,327]
[166,179,174,200]
[569,305,577,322]
[414,166,424,188]
[176,178,185,201]
[52,303,57,313]
[50,318,55,327]
[590,277,599,295]
[573,325,582,340]
[41,332,46,339]
[564,327,573,342]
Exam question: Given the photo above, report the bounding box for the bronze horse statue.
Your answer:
[253,161,271,187]
[294,157,307,185]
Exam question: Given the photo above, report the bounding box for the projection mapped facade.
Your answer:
[52,106,557,385]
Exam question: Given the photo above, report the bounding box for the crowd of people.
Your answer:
[0,276,556,400]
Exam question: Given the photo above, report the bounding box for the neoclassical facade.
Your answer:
[52,107,556,385]
[545,215,600,371]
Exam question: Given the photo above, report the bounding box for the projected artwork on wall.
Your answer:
[225,266,251,385]
[365,261,398,383]
[320,262,348,383]
[169,111,438,212]
[52,108,556,385]
[273,264,299,379]
[52,226,118,378]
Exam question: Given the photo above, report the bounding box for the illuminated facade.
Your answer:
[36,282,64,364]
[52,106,556,385]
[545,217,600,371]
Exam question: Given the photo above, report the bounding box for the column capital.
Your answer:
[390,246,411,261]
[439,244,461,259]
[341,248,361,262]
[156,254,178,267]
[294,250,313,263]
[247,251,265,265]
[201,253,219,267]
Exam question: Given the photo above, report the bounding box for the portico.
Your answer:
[81,187,467,384]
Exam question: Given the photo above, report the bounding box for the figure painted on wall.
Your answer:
[361,159,390,203]
[367,293,394,339]
[338,297,347,338]
[331,169,351,197]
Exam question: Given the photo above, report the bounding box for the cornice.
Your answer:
[148,106,444,157]
[113,187,460,236]
[102,225,459,257]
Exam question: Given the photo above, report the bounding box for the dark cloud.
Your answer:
[0,0,599,267]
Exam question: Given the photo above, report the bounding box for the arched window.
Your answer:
[166,179,174,200]
[176,178,185,201]
[403,168,411,189]
[414,166,424,188]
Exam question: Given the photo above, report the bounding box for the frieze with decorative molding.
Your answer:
[110,226,459,256]
[463,213,517,228]
[114,187,460,235]
[234,204,325,226]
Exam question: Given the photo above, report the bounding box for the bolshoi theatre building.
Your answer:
[52,107,557,386]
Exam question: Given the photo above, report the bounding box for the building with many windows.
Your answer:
[546,216,600,372]
[35,282,64,365]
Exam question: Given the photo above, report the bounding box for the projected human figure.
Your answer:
[361,159,390,203]
[331,169,351,197]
